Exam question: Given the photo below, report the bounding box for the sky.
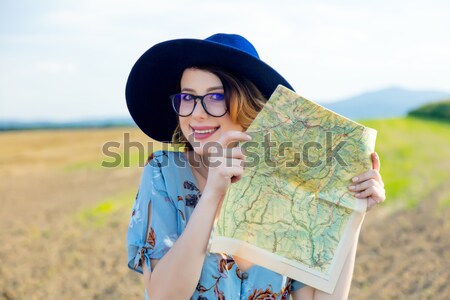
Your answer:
[1,0,450,121]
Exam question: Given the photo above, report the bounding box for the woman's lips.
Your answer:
[191,126,220,140]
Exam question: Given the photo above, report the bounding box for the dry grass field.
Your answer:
[0,126,449,300]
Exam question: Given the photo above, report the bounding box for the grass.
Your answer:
[75,190,136,229]
[358,116,450,209]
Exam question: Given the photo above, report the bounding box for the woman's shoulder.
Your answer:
[145,149,186,169]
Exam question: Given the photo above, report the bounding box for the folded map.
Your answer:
[208,85,377,293]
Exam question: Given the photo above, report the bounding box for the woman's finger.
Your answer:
[372,152,381,171]
[348,178,381,192]
[354,186,377,199]
[367,197,379,210]
[227,157,245,168]
[227,147,245,160]
[228,166,245,183]
[355,186,385,202]
[352,169,383,186]
[213,130,252,150]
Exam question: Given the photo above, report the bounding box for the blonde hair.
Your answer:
[171,66,267,151]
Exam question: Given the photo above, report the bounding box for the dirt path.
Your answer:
[350,182,450,300]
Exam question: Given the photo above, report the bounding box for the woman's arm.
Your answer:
[143,190,223,300]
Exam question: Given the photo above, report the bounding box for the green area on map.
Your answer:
[213,85,376,273]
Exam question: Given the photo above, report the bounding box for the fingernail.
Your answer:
[355,193,360,197]
[348,185,355,190]
[246,134,252,140]
[352,177,358,182]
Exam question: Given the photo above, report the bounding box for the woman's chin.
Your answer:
[192,145,208,157]
[187,138,211,156]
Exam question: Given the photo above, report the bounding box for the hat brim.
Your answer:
[126,38,294,143]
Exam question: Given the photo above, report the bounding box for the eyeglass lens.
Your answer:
[172,93,227,116]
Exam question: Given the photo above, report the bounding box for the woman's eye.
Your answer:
[211,93,225,101]
[181,94,194,100]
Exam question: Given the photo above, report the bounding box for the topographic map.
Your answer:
[208,85,377,293]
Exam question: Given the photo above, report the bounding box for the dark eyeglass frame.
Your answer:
[170,92,229,117]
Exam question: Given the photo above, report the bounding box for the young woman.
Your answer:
[126,33,386,300]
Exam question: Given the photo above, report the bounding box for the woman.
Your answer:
[126,33,386,300]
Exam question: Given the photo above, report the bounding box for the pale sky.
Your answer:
[1,0,449,121]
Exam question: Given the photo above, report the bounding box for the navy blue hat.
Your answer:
[126,33,294,142]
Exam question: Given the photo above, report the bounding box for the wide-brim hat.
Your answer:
[125,33,294,143]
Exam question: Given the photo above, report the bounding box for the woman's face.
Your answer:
[179,68,244,156]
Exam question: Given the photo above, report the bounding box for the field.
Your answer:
[0,117,449,300]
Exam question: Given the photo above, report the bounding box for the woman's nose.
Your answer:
[191,99,208,118]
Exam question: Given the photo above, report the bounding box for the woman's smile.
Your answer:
[191,125,220,140]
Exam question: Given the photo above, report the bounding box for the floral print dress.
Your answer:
[126,150,305,300]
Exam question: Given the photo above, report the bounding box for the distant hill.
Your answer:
[320,87,450,120]
[2,86,450,130]
[408,100,450,120]
[0,117,136,131]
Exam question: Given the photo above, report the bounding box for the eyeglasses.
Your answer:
[170,93,228,117]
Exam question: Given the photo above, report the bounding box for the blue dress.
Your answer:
[126,150,305,300]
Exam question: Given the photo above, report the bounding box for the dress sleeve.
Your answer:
[126,154,179,274]
[290,279,306,293]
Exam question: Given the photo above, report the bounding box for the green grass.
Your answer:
[358,116,450,209]
[75,190,136,229]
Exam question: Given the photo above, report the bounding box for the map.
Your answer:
[208,85,377,293]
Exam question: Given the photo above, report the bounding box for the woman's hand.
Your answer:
[203,130,251,199]
[348,152,386,210]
